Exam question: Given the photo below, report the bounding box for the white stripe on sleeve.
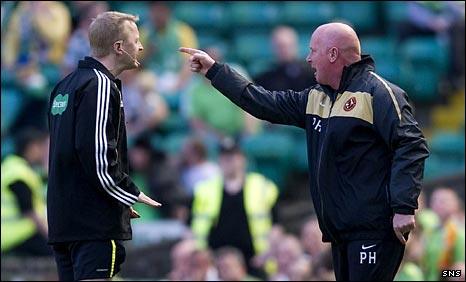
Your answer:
[93,69,133,206]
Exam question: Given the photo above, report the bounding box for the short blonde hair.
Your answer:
[89,11,139,57]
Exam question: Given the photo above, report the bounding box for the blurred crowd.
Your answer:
[1,1,465,281]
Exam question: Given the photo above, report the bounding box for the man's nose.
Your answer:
[306,54,311,63]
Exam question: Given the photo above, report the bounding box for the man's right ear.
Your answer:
[328,47,338,63]
[113,40,123,55]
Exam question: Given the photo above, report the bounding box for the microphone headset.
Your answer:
[118,41,141,67]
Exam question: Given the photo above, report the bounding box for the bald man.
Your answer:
[179,22,429,281]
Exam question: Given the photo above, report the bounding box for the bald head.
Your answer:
[313,22,361,63]
[306,22,361,89]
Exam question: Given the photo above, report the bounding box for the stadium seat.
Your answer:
[247,59,274,78]
[423,154,465,180]
[233,32,272,63]
[174,2,228,32]
[1,136,15,160]
[195,32,228,54]
[429,131,465,160]
[157,112,189,135]
[241,131,295,189]
[297,32,312,59]
[383,1,409,35]
[423,131,465,179]
[41,63,61,88]
[157,132,190,155]
[399,65,440,103]
[361,36,396,61]
[1,66,16,88]
[399,37,448,103]
[336,2,378,34]
[267,125,308,172]
[361,36,400,83]
[229,2,280,29]
[283,1,336,27]
[110,1,150,25]
[1,88,23,136]
[432,106,465,132]
[400,37,449,74]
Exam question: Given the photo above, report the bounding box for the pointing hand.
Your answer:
[179,47,215,75]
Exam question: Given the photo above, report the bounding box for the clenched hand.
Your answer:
[392,213,415,245]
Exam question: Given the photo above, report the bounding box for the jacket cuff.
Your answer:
[206,62,222,80]
[393,208,415,215]
[127,182,140,206]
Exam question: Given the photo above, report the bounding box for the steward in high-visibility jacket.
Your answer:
[1,154,47,253]
[191,172,278,257]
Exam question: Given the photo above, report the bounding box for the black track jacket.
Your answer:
[47,57,140,243]
[205,55,429,243]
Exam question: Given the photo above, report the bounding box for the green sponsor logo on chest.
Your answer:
[51,94,69,115]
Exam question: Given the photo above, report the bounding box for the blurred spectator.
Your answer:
[423,187,465,280]
[1,128,51,256]
[310,247,335,281]
[251,225,285,277]
[168,239,197,281]
[190,249,219,281]
[2,1,70,68]
[2,1,71,131]
[270,234,305,281]
[128,135,187,220]
[186,46,261,141]
[299,216,334,280]
[142,1,198,96]
[397,1,465,89]
[120,69,169,141]
[61,1,109,76]
[300,216,329,262]
[215,247,259,281]
[254,26,316,91]
[191,138,279,278]
[178,137,220,197]
[288,257,313,281]
[415,191,441,235]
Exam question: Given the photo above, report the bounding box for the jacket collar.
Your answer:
[318,55,375,101]
[337,55,375,92]
[78,56,117,81]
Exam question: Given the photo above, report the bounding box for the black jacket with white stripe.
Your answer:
[205,55,430,243]
[47,56,140,243]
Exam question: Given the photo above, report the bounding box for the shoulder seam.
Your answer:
[369,71,401,120]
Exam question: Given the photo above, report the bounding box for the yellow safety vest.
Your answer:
[191,172,278,255]
[1,155,46,252]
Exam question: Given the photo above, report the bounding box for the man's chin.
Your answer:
[125,62,140,70]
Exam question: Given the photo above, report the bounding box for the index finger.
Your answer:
[147,199,162,207]
[179,47,201,55]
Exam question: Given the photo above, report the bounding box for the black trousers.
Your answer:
[331,238,405,281]
[52,240,126,281]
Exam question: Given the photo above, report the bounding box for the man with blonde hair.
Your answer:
[47,11,161,281]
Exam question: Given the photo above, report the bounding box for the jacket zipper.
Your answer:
[316,97,339,243]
